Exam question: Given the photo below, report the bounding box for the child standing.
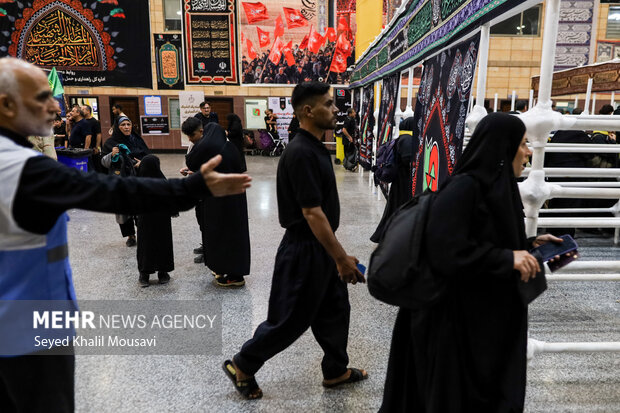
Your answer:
[136,155,175,287]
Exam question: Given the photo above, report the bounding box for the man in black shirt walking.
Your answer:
[224,82,367,400]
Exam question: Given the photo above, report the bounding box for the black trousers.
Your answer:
[0,351,74,413]
[119,217,136,237]
[234,227,350,380]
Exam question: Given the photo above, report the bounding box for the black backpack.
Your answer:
[367,190,445,309]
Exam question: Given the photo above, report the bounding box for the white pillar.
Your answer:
[611,91,615,108]
[511,91,516,111]
[403,66,415,119]
[475,24,490,109]
[519,0,562,236]
[494,93,498,112]
[592,93,597,114]
[584,78,593,115]
[529,89,534,111]
[574,96,579,110]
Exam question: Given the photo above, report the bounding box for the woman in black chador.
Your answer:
[380,113,557,412]
[226,113,247,172]
[101,116,150,247]
[186,123,251,287]
[135,155,174,287]
[370,117,416,242]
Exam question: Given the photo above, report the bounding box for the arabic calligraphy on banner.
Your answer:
[0,0,152,87]
[183,0,239,85]
[154,33,184,90]
[25,9,101,68]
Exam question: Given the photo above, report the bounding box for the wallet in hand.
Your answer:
[518,251,547,306]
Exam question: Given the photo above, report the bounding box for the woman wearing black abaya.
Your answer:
[186,123,251,287]
[226,113,247,172]
[135,155,174,286]
[101,116,150,247]
[370,117,416,242]
[380,113,558,412]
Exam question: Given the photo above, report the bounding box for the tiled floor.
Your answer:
[68,154,619,412]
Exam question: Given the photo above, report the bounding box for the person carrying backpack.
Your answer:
[370,117,416,242]
[379,113,561,412]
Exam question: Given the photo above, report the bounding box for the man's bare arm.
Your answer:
[302,206,364,284]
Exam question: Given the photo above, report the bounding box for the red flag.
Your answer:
[299,34,309,50]
[285,51,296,67]
[241,31,245,42]
[337,16,350,33]
[246,38,257,60]
[274,15,285,38]
[325,27,336,43]
[283,7,308,29]
[329,50,347,73]
[257,27,270,48]
[268,37,285,65]
[336,33,352,57]
[308,25,323,54]
[282,41,293,53]
[242,2,269,24]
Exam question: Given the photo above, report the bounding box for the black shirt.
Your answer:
[0,127,210,235]
[194,112,219,127]
[85,117,101,144]
[276,128,339,231]
[68,119,92,148]
[343,117,357,139]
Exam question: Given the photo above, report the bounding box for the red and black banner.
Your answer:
[411,33,480,196]
[154,34,184,90]
[359,85,375,171]
[0,0,152,87]
[183,0,239,85]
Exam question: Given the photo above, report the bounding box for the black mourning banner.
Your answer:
[0,0,152,88]
[359,85,375,171]
[141,116,170,135]
[411,33,480,196]
[183,0,239,85]
[154,34,184,90]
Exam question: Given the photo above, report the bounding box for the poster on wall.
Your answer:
[154,33,185,90]
[334,88,352,138]
[0,0,152,87]
[268,97,294,141]
[179,91,205,146]
[359,85,375,170]
[411,34,480,196]
[183,0,239,85]
[240,0,356,85]
[245,98,269,129]
[141,116,170,135]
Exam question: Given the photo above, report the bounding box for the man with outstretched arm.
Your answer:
[0,57,251,413]
[224,81,367,400]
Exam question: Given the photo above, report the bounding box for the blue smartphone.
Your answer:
[356,263,366,275]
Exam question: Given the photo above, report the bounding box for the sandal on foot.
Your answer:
[222,360,263,400]
[322,368,368,388]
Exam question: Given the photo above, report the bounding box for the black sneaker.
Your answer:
[139,272,150,287]
[214,275,245,288]
[126,236,137,247]
[193,245,204,254]
[158,272,171,284]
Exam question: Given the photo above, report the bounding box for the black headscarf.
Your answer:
[399,116,415,132]
[226,113,242,134]
[138,154,165,179]
[102,116,150,160]
[453,112,527,249]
